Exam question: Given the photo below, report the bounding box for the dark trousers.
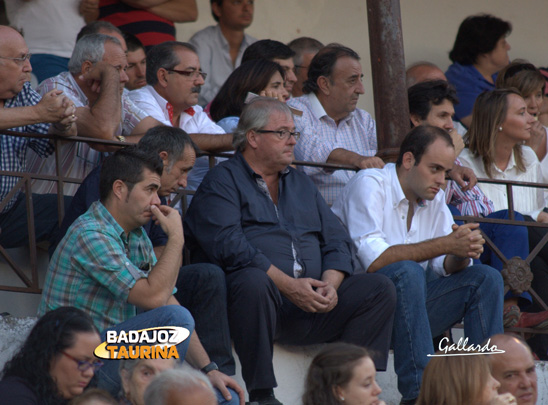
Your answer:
[0,193,71,249]
[175,263,235,374]
[226,268,396,390]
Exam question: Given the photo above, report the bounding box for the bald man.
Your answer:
[489,334,538,405]
[406,62,447,88]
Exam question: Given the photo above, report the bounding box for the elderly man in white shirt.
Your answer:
[129,41,233,191]
[332,125,504,404]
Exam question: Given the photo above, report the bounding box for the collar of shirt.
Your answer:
[146,85,197,124]
[493,148,517,174]
[214,23,254,52]
[387,163,428,210]
[306,92,355,125]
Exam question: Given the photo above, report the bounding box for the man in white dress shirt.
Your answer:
[129,41,233,191]
[332,125,504,404]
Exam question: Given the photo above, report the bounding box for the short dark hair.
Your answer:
[210,59,285,122]
[99,146,164,203]
[2,307,99,404]
[137,126,199,170]
[287,37,324,66]
[408,80,459,123]
[123,32,145,53]
[146,41,197,86]
[210,0,222,22]
[396,125,454,168]
[76,21,123,43]
[303,43,360,94]
[449,14,512,65]
[241,39,295,65]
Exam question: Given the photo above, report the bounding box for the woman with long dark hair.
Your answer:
[209,59,287,133]
[0,307,102,405]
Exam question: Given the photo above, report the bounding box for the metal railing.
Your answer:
[2,130,548,336]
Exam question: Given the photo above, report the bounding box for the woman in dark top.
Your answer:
[0,307,102,405]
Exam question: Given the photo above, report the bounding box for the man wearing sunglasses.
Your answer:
[129,41,231,192]
[184,98,396,405]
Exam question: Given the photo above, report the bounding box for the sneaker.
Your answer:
[514,310,548,330]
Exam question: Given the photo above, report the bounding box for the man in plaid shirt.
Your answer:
[0,26,77,248]
[39,146,243,404]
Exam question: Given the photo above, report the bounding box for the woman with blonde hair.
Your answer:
[417,352,515,405]
[496,60,547,163]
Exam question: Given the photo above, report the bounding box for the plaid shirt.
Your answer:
[287,93,377,205]
[1,82,52,213]
[38,201,157,331]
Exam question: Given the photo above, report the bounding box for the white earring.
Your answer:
[499,126,503,131]
[340,397,345,401]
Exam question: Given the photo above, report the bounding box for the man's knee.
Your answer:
[155,305,195,330]
[468,263,503,288]
[380,260,427,285]
[178,263,226,293]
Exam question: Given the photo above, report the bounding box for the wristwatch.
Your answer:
[200,361,219,374]
[116,135,126,142]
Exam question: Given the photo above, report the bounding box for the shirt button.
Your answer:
[125,262,129,266]
[402,216,405,220]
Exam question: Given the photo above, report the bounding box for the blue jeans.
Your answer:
[378,261,503,401]
[95,305,194,396]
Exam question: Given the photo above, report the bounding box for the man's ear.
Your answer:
[317,76,331,96]
[158,151,169,166]
[157,68,169,88]
[402,151,416,170]
[211,2,222,20]
[246,130,259,149]
[410,114,423,128]
[81,60,94,75]
[112,179,128,201]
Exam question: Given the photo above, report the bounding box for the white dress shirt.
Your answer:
[332,163,455,276]
[459,146,548,220]
[129,85,226,191]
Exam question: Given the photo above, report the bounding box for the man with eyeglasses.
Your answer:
[189,0,257,107]
[129,41,231,192]
[184,98,396,405]
[0,26,77,249]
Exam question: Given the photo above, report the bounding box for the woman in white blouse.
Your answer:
[459,89,548,337]
[495,60,548,180]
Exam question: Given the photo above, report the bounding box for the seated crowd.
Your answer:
[0,4,547,405]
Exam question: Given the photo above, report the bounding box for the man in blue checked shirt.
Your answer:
[0,25,77,249]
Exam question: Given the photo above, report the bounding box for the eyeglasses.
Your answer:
[0,53,31,65]
[166,69,207,80]
[61,351,104,372]
[255,129,300,141]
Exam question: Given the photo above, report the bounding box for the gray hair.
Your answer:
[287,37,324,66]
[68,33,122,74]
[233,98,293,152]
[137,126,199,172]
[143,368,216,405]
[146,41,197,86]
